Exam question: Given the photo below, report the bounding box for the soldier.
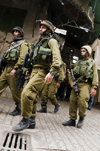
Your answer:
[0,26,28,116]
[37,61,66,113]
[62,45,98,128]
[12,20,62,131]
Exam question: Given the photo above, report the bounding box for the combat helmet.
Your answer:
[40,20,55,33]
[12,26,24,37]
[81,45,92,55]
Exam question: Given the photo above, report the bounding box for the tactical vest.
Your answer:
[73,58,94,80]
[3,42,21,62]
[31,37,52,64]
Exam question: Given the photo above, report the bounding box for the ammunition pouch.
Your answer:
[79,66,87,75]
[32,46,52,63]
[3,46,20,62]
[38,46,52,62]
[73,59,94,80]
[85,69,93,79]
[73,66,80,76]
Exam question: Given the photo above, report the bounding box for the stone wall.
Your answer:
[0,0,50,55]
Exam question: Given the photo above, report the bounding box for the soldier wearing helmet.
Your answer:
[12,20,62,131]
[12,26,24,37]
[40,20,55,34]
[62,45,98,128]
[0,26,28,116]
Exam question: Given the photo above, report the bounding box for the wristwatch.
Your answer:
[49,71,54,76]
[13,67,18,70]
[58,81,62,84]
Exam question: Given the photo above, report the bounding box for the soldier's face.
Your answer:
[40,25,47,34]
[13,30,20,37]
[80,48,87,58]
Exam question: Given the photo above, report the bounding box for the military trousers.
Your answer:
[69,83,91,120]
[21,68,46,119]
[0,65,22,109]
[41,78,58,106]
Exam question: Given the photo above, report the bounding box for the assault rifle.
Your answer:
[0,54,7,75]
[16,69,26,88]
[16,43,36,88]
[71,69,79,95]
[16,53,32,88]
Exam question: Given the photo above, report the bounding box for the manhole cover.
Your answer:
[0,131,31,151]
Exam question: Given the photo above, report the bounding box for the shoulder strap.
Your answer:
[6,40,25,53]
[41,35,51,48]
[76,60,94,82]
[84,60,94,76]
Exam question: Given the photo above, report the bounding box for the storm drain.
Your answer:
[0,131,31,151]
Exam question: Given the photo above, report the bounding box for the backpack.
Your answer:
[52,33,66,51]
[61,61,66,79]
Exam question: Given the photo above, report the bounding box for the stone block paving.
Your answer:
[0,96,100,151]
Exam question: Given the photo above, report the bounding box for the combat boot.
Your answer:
[54,103,60,113]
[37,105,47,113]
[77,117,84,128]
[9,107,21,116]
[12,118,29,131]
[62,119,76,126]
[28,117,36,129]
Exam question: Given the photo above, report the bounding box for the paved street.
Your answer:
[0,96,100,151]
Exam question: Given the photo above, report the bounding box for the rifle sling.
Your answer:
[6,40,25,53]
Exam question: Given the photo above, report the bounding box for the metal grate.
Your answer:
[0,131,31,151]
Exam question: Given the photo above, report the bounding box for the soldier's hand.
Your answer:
[26,71,30,77]
[71,82,74,88]
[10,69,16,77]
[90,88,96,97]
[1,69,3,74]
[56,83,60,88]
[44,73,54,84]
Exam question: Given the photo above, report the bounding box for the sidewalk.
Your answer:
[0,96,100,151]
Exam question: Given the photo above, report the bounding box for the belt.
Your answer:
[7,63,15,66]
[78,81,91,84]
[33,67,46,70]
